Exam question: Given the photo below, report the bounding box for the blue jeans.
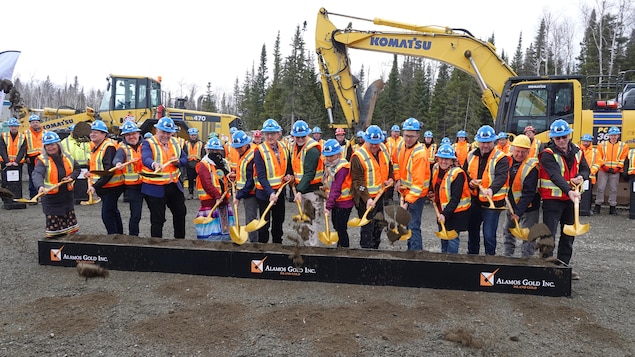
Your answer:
[441,233,460,254]
[98,186,124,234]
[467,204,502,255]
[406,197,425,251]
[126,188,144,236]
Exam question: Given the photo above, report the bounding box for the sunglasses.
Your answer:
[554,136,569,141]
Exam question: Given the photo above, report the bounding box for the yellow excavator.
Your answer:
[8,74,242,141]
[315,7,635,146]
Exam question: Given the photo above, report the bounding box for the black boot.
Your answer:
[609,206,617,215]
[593,204,601,214]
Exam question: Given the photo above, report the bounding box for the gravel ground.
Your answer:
[1,189,634,356]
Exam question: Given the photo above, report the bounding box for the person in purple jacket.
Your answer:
[322,139,355,247]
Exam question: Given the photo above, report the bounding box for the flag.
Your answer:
[0,50,21,117]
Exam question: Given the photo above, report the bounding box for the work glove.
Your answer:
[608,168,615,174]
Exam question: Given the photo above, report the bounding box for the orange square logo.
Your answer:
[251,257,267,273]
[480,268,499,287]
[50,246,64,262]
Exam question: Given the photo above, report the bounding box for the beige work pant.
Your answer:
[595,170,620,206]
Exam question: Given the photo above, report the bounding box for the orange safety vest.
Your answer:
[119,144,142,186]
[187,141,203,161]
[1,131,25,163]
[141,136,182,185]
[598,140,629,171]
[627,148,635,175]
[466,148,510,204]
[236,145,256,194]
[254,141,288,190]
[25,128,43,157]
[538,148,582,200]
[196,160,221,201]
[528,139,542,159]
[323,158,352,203]
[386,136,403,156]
[393,141,430,202]
[497,142,511,155]
[90,139,124,188]
[39,153,75,194]
[431,165,471,213]
[423,143,437,164]
[453,141,470,167]
[291,137,324,185]
[351,144,390,198]
[508,158,539,204]
[580,145,600,184]
[226,144,240,171]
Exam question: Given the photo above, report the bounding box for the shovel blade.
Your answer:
[244,218,266,233]
[230,226,248,245]
[563,223,589,236]
[436,226,458,240]
[318,232,332,245]
[509,227,530,241]
[80,197,101,205]
[399,230,412,241]
[292,214,310,223]
[347,217,370,227]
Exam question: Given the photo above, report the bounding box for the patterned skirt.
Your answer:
[194,205,234,241]
[45,209,79,238]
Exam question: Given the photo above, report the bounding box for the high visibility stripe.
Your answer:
[538,148,582,200]
[432,165,471,212]
[236,147,255,193]
[255,141,288,190]
[141,136,182,184]
[466,148,510,203]
[395,141,429,197]
[187,141,203,161]
[352,145,390,197]
[601,141,628,168]
[90,139,124,187]
[509,158,538,204]
[1,132,25,163]
[25,128,43,156]
[40,152,75,194]
[324,158,352,202]
[120,144,142,185]
[292,138,324,185]
[196,160,220,200]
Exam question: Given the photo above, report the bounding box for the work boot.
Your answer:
[593,204,601,214]
[609,206,618,215]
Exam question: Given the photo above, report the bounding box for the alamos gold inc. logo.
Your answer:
[251,257,267,273]
[50,246,64,262]
[480,268,499,287]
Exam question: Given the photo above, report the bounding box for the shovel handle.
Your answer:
[367,181,393,209]
[155,158,179,173]
[261,180,291,218]
[504,196,516,216]
[230,181,241,227]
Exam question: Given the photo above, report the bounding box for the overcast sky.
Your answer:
[6,0,584,99]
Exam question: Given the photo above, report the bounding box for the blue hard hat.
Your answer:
[475,125,497,142]
[261,118,282,133]
[549,119,572,138]
[229,127,238,135]
[90,120,109,133]
[312,126,322,134]
[390,124,401,132]
[188,128,199,135]
[322,139,342,157]
[607,126,621,135]
[581,133,594,142]
[356,130,364,138]
[42,131,61,145]
[402,118,420,131]
[435,143,457,159]
[68,124,76,131]
[457,130,467,138]
[143,132,153,139]
[423,130,433,138]
[121,121,141,135]
[441,137,451,145]
[497,132,508,139]
[206,138,223,150]
[154,116,177,133]
[6,117,19,126]
[363,125,385,144]
[291,120,311,137]
[231,130,252,148]
[29,114,41,122]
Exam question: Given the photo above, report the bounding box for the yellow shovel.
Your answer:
[504,197,530,240]
[229,182,249,245]
[193,188,230,225]
[348,182,392,227]
[89,158,139,176]
[478,184,507,210]
[431,200,458,240]
[291,184,310,222]
[80,176,101,205]
[563,182,590,236]
[244,180,291,232]
[318,201,338,245]
[13,178,74,204]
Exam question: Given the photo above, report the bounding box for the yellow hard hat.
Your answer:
[512,134,531,149]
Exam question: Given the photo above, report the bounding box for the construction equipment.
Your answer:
[504,197,530,240]
[193,188,230,225]
[244,180,291,232]
[563,183,590,236]
[81,177,101,206]
[431,200,458,240]
[8,74,242,142]
[13,178,74,204]
[89,159,138,176]
[291,184,310,222]
[318,201,338,245]
[229,182,248,245]
[348,183,392,227]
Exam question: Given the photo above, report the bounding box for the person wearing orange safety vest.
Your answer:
[429,144,471,253]
[32,131,81,238]
[321,139,354,247]
[253,118,293,244]
[291,120,325,246]
[229,130,258,243]
[392,118,429,251]
[594,126,629,215]
[141,116,188,239]
[112,121,144,236]
[24,114,44,199]
[463,125,510,256]
[422,130,437,171]
[453,130,470,167]
[184,127,204,200]
[87,120,125,234]
[351,125,394,249]
[523,125,543,159]
[501,135,540,258]
[496,132,511,155]
[578,134,601,216]
[385,125,403,204]
[0,118,27,203]
[311,126,324,151]
[538,119,589,278]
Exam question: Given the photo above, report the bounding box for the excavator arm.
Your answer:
[316,8,517,130]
